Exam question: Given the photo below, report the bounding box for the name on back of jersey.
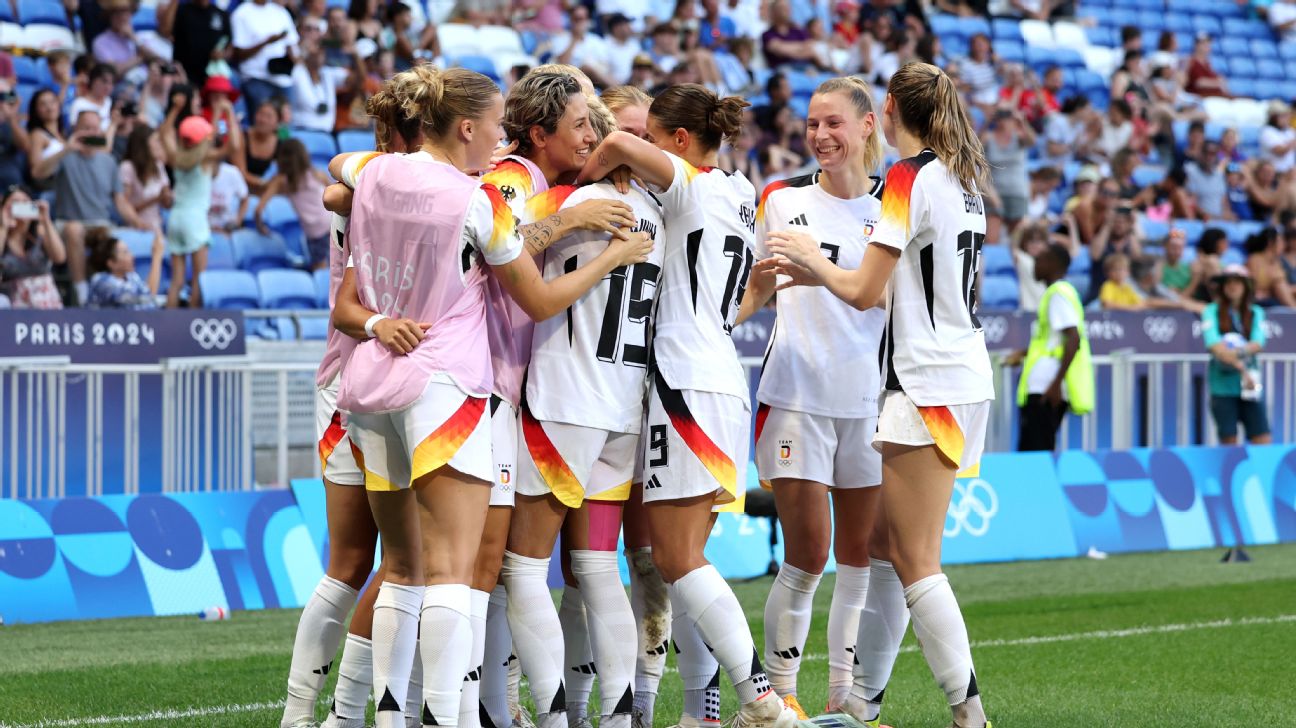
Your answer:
[739,202,756,233]
[964,193,984,215]
[632,217,659,240]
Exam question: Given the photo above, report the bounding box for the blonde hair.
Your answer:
[886,62,989,195]
[601,85,652,116]
[530,63,595,95]
[586,94,617,142]
[814,76,884,177]
[649,83,749,151]
[366,69,423,152]
[504,71,585,156]
[401,65,501,141]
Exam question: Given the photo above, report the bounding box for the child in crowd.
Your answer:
[1099,253,1145,310]
[159,112,215,308]
[254,138,332,270]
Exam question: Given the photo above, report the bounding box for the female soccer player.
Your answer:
[511,93,663,728]
[331,66,651,728]
[741,76,888,719]
[764,61,995,728]
[284,74,423,728]
[599,84,673,728]
[576,84,798,728]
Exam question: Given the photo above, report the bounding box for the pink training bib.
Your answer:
[337,153,489,414]
[316,213,354,387]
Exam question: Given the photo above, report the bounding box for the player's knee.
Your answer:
[328,545,377,590]
[784,537,831,574]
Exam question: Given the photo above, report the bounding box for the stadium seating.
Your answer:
[256,269,318,338]
[337,129,373,154]
[199,270,260,309]
[313,268,330,308]
[982,243,1015,276]
[294,129,339,168]
[260,196,307,263]
[452,54,501,81]
[17,0,67,26]
[981,275,1020,309]
[207,233,236,271]
[231,229,294,273]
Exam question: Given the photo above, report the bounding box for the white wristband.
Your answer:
[364,313,387,339]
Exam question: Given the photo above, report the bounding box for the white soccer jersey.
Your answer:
[873,150,995,406]
[526,181,666,433]
[755,173,886,419]
[650,152,757,400]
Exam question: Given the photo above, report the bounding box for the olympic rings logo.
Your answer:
[189,318,239,350]
[1142,316,1178,344]
[982,315,1008,345]
[944,478,998,538]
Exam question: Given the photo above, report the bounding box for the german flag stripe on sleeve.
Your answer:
[525,184,578,223]
[340,151,383,188]
[878,157,923,246]
[480,183,519,252]
[481,159,536,211]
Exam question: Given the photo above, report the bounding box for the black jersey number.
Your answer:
[956,230,985,330]
[685,229,755,333]
[820,243,841,266]
[564,256,661,368]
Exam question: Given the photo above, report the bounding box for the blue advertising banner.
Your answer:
[0,309,247,363]
[3,444,1293,624]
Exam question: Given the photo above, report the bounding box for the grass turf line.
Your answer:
[0,544,1292,727]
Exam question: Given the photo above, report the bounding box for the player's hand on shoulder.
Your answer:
[373,318,431,356]
[606,228,654,266]
[573,198,637,238]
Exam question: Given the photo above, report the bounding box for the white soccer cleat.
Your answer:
[722,692,799,728]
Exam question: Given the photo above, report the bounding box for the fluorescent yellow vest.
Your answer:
[1016,280,1095,415]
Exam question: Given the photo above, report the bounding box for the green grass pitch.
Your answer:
[1,544,1293,727]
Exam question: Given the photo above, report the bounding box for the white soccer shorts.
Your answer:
[754,404,881,489]
[873,390,990,477]
[346,378,492,491]
[490,396,518,507]
[316,377,364,487]
[641,374,749,508]
[516,407,638,508]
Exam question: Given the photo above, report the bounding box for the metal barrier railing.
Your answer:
[4,347,1294,499]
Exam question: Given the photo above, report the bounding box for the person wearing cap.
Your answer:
[1202,265,1272,445]
[604,13,641,85]
[1260,101,1296,174]
[158,109,215,308]
[628,53,658,91]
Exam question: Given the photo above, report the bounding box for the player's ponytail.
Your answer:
[887,62,989,195]
[366,69,422,152]
[402,65,498,141]
[587,94,618,142]
[649,83,750,152]
[815,76,884,176]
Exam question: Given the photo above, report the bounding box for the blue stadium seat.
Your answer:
[1285,60,1296,79]
[1065,273,1090,300]
[1068,251,1091,275]
[1078,6,1113,25]
[207,233,236,270]
[788,96,810,118]
[1234,220,1265,241]
[199,270,260,309]
[1229,77,1256,98]
[15,83,39,109]
[1229,57,1258,79]
[1133,0,1161,9]
[1223,17,1267,39]
[1164,13,1193,34]
[996,40,1025,63]
[992,18,1024,42]
[0,1,13,21]
[230,229,293,272]
[261,195,306,263]
[1076,69,1108,95]
[1136,11,1163,31]
[12,56,41,85]
[293,129,338,167]
[18,0,68,26]
[1109,7,1138,27]
[1142,219,1170,243]
[337,129,372,153]
[1250,39,1280,59]
[256,268,317,309]
[1257,59,1285,79]
[982,244,1014,276]
[1191,15,1222,36]
[1024,46,1054,68]
[930,14,961,38]
[954,16,991,38]
[1085,26,1116,47]
[313,268,330,308]
[1132,165,1167,188]
[1281,43,1296,61]
[1221,247,1245,266]
[1175,219,1205,244]
[453,54,500,80]
[1053,48,1086,69]
[1218,36,1249,58]
[132,6,156,31]
[115,227,155,265]
[300,317,329,340]
[980,275,1019,309]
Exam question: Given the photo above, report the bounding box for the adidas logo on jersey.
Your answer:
[778,440,793,466]
[788,213,809,226]
[646,475,663,490]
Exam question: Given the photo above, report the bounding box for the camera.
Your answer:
[121,101,139,117]
[0,90,17,103]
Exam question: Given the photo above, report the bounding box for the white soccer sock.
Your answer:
[905,574,986,726]
[762,562,821,698]
[670,587,719,721]
[283,576,359,727]
[500,551,567,719]
[673,565,771,706]
[558,585,594,724]
[407,643,424,728]
[627,547,670,724]
[481,586,513,728]
[420,584,474,727]
[827,564,870,706]
[373,582,424,728]
[326,634,373,728]
[852,559,909,718]
[459,589,490,728]
[571,550,636,728]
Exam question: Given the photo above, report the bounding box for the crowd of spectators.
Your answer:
[3,0,1296,314]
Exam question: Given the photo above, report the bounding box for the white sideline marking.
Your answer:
[6,614,1293,727]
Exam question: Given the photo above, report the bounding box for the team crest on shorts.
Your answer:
[499,467,511,486]
[779,440,793,466]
